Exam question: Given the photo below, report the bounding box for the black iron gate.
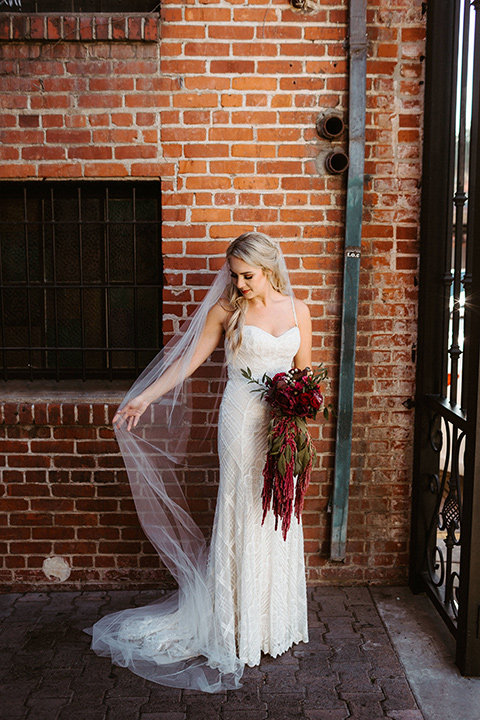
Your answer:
[410,0,480,675]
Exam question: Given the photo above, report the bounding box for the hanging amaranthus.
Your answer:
[241,366,331,540]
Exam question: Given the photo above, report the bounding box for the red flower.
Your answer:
[241,364,332,539]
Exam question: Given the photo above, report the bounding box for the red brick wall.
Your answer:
[0,401,170,589]
[0,1,426,590]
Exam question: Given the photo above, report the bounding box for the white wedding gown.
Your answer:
[87,311,308,691]
[210,322,309,667]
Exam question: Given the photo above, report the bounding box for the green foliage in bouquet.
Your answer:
[241,365,332,540]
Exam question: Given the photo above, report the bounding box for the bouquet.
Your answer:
[241,365,330,540]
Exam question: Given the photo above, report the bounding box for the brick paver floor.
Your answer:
[0,586,424,720]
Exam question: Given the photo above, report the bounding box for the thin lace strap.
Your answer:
[290,295,298,326]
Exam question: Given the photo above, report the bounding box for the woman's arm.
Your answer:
[114,302,228,431]
[293,299,312,369]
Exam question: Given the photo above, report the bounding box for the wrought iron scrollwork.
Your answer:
[425,413,464,620]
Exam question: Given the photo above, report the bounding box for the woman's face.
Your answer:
[228,256,270,299]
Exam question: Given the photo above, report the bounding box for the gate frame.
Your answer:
[410,0,480,675]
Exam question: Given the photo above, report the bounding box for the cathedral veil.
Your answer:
[86,240,295,693]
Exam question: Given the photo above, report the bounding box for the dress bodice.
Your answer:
[226,324,301,380]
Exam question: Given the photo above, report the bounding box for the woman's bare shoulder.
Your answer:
[293,297,311,320]
[207,299,232,324]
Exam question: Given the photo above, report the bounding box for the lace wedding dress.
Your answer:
[87,307,308,692]
[210,321,309,667]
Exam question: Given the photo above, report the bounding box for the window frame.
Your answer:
[0,180,163,382]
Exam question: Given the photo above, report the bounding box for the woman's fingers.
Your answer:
[113,415,125,429]
[113,399,146,432]
[126,411,141,431]
[116,409,140,432]
[113,407,129,430]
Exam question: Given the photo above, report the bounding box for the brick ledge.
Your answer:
[0,13,159,42]
[0,379,129,404]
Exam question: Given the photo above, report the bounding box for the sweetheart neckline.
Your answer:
[244,324,299,339]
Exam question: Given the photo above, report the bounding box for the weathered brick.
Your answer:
[0,0,424,591]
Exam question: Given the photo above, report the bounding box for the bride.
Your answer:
[86,232,312,692]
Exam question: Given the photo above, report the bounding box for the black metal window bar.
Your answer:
[422,0,477,629]
[0,181,162,381]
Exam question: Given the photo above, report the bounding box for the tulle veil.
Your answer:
[86,242,294,693]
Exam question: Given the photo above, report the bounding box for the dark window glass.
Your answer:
[0,181,162,381]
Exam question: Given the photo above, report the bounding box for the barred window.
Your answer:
[1,1,159,12]
[0,181,163,381]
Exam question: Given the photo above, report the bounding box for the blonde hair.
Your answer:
[224,232,289,357]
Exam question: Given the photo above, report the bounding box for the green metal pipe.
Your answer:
[330,0,367,561]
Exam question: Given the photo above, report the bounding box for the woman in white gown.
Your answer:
[87,233,311,692]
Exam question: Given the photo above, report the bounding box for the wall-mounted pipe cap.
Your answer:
[316,115,345,140]
[289,0,320,13]
[325,151,349,174]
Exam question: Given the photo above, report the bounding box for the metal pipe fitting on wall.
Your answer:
[316,114,345,140]
[325,151,349,174]
[289,0,320,14]
[316,114,348,173]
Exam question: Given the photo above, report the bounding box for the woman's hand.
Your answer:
[113,395,150,432]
